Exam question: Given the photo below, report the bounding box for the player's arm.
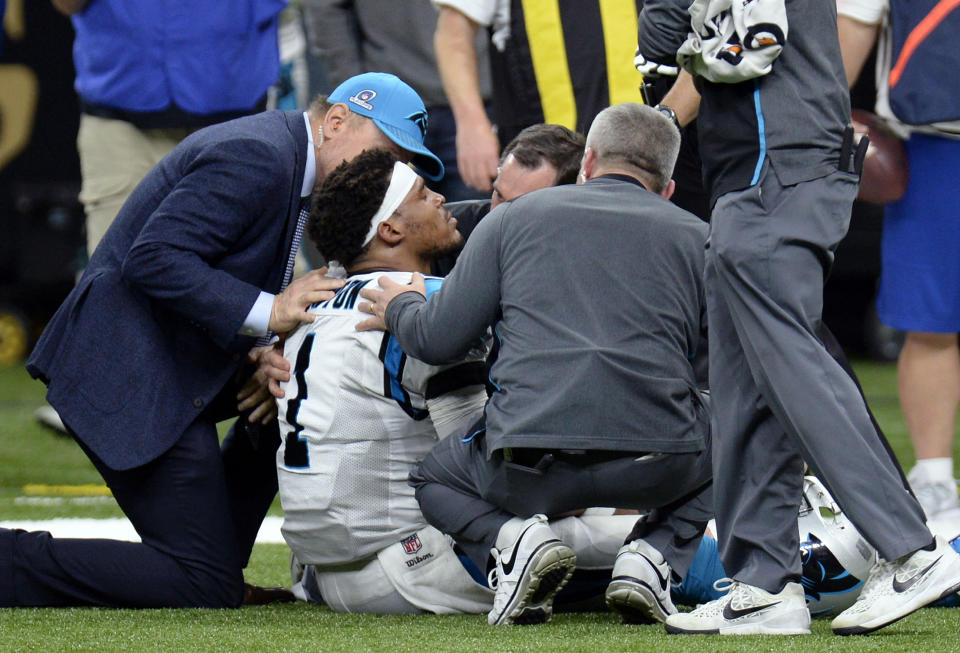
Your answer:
[836,0,885,87]
[391,214,501,364]
[837,14,881,88]
[635,0,691,75]
[361,208,503,364]
[435,5,500,192]
[120,138,282,349]
[658,70,701,127]
[121,139,339,349]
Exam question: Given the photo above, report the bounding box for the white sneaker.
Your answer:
[907,466,960,520]
[487,514,576,625]
[664,580,811,635]
[605,539,677,623]
[831,534,960,635]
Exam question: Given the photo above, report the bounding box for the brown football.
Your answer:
[851,108,909,204]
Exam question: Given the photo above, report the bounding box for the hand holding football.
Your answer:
[851,109,909,204]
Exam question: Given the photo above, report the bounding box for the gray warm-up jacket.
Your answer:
[385,175,709,457]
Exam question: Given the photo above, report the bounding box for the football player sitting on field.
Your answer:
[277,150,635,614]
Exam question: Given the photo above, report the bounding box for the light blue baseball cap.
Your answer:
[328,72,444,181]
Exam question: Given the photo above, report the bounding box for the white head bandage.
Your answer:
[362,161,420,247]
[325,161,420,279]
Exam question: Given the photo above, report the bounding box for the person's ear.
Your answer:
[660,178,676,200]
[580,147,597,181]
[377,219,404,245]
[322,103,351,135]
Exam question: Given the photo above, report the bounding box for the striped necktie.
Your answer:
[256,201,310,347]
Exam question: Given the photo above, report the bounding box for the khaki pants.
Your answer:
[77,114,191,256]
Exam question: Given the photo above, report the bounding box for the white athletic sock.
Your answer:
[914,457,955,483]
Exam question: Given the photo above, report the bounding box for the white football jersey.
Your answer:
[277,271,488,566]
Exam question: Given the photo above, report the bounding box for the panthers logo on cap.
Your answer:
[349,90,377,111]
[408,110,428,139]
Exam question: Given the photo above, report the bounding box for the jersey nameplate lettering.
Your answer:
[312,278,371,311]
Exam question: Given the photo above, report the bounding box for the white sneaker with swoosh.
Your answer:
[665,580,811,635]
[605,538,677,623]
[832,534,960,635]
[487,514,576,625]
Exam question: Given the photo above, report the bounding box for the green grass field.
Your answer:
[1,362,959,652]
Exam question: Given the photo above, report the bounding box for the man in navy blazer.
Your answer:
[9,73,444,608]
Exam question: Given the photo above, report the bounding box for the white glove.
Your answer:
[634,48,680,77]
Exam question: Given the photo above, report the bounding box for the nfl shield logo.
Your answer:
[401,534,422,554]
[349,89,376,110]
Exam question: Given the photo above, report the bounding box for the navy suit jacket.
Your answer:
[27,110,309,470]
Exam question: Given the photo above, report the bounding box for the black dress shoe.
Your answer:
[243,582,296,605]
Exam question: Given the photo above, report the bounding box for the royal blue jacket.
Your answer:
[71,1,287,127]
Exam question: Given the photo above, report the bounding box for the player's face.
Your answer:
[396,177,462,258]
[490,154,559,209]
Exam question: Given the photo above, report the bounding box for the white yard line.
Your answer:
[5,513,958,547]
[0,516,286,544]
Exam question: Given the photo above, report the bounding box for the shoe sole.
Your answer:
[605,578,673,624]
[490,541,576,626]
[666,621,811,635]
[666,607,811,636]
[665,622,720,635]
[832,579,960,635]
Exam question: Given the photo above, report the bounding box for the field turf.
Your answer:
[2,362,959,652]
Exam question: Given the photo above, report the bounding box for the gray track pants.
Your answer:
[409,410,713,576]
[706,162,930,592]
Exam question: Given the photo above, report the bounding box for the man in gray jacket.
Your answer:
[360,103,712,627]
[634,0,960,636]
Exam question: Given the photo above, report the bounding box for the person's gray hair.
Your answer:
[584,103,680,192]
[308,94,334,117]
